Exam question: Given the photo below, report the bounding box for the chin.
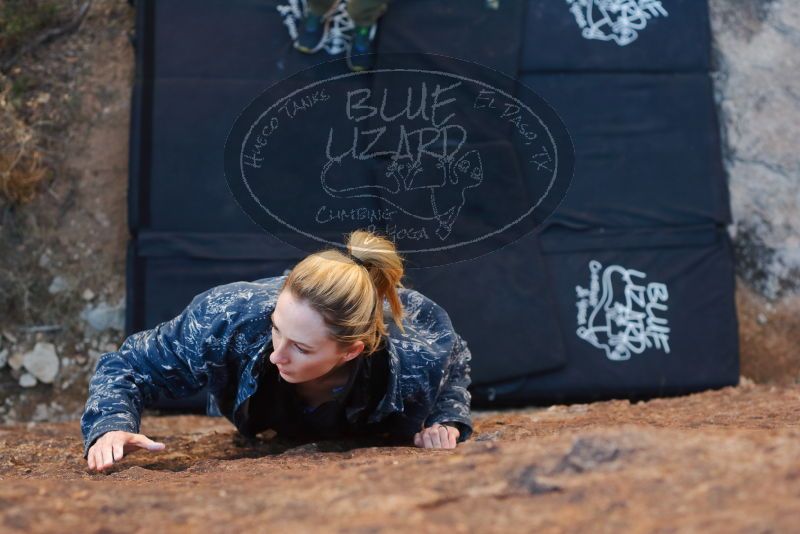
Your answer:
[280,370,310,383]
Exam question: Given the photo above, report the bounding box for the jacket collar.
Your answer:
[240,331,405,428]
[345,343,403,423]
[360,336,404,424]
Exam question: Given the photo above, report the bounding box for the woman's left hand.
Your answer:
[413,423,460,449]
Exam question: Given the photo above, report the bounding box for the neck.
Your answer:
[296,358,355,396]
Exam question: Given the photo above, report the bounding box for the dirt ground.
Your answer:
[1,381,798,533]
[0,0,133,423]
[0,0,798,423]
[1,3,799,533]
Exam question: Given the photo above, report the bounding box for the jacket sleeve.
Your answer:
[80,288,229,459]
[424,332,474,443]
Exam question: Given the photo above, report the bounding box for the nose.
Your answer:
[269,340,290,365]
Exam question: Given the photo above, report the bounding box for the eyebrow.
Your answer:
[270,312,315,350]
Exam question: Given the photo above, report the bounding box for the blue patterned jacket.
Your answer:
[81,275,473,457]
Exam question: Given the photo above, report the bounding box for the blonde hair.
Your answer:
[280,229,406,356]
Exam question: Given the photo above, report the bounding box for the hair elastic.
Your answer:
[347,251,368,268]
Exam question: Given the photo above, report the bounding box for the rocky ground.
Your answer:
[0,0,132,424]
[711,0,800,385]
[1,381,798,532]
[0,0,797,423]
[0,2,799,532]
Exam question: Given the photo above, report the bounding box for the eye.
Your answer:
[270,319,309,353]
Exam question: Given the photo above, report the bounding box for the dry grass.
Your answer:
[0,136,50,205]
[0,0,64,59]
[0,0,80,205]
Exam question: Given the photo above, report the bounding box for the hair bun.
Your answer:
[346,250,368,268]
[345,229,406,334]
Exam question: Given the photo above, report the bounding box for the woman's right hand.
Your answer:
[86,430,166,472]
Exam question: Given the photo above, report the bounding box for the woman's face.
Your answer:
[268,289,363,384]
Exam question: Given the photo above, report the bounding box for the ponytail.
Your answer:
[281,229,406,356]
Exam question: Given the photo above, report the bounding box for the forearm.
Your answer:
[80,289,224,458]
[425,333,474,442]
[81,347,154,459]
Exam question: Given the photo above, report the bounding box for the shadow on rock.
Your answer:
[549,436,633,475]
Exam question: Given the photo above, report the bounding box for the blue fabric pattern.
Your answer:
[81,275,473,457]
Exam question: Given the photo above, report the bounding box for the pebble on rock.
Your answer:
[8,352,24,371]
[19,373,38,388]
[48,275,70,294]
[38,254,49,267]
[80,298,125,332]
[22,342,60,384]
[2,330,18,344]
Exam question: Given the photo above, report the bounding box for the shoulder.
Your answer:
[396,286,456,334]
[386,286,459,372]
[188,275,287,322]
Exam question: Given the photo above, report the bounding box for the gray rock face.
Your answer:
[710,0,800,300]
[710,0,800,383]
[22,342,60,384]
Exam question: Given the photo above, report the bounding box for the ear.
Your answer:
[345,340,365,361]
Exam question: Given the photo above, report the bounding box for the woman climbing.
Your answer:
[82,229,473,472]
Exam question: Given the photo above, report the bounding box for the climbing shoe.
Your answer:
[346,25,375,71]
[295,12,328,53]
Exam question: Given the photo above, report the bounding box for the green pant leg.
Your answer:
[346,0,390,27]
[307,0,339,17]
